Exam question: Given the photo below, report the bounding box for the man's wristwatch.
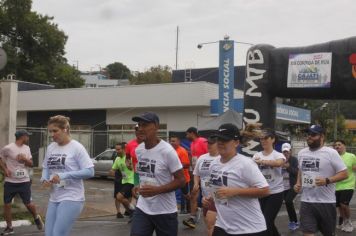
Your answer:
[325,178,330,186]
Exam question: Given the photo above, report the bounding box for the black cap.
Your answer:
[15,129,32,138]
[132,112,159,124]
[186,127,198,134]
[304,124,324,134]
[207,136,218,144]
[211,123,240,141]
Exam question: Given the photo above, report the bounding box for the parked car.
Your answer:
[91,149,115,178]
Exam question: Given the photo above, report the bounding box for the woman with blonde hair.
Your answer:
[41,115,94,236]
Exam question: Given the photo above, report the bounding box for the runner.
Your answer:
[253,128,285,236]
[207,123,269,236]
[111,143,135,220]
[281,143,299,231]
[41,115,94,236]
[193,136,219,236]
[183,127,208,228]
[0,130,44,235]
[169,135,191,214]
[333,139,356,232]
[294,124,348,236]
[130,112,185,236]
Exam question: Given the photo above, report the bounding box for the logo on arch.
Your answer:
[349,53,356,79]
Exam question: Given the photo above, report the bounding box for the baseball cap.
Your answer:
[281,143,291,152]
[186,127,198,134]
[304,124,324,134]
[15,129,32,138]
[211,123,240,141]
[207,136,218,144]
[132,112,159,124]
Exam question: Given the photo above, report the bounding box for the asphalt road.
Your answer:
[7,177,356,236]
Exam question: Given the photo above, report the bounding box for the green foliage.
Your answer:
[0,0,83,88]
[130,65,172,85]
[105,62,131,80]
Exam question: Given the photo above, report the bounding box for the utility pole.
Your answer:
[175,26,179,70]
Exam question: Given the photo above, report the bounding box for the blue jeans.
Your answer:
[130,207,178,236]
[45,200,84,236]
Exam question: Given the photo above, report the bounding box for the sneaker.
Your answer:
[288,222,299,231]
[124,210,131,216]
[196,207,202,223]
[182,217,196,229]
[1,227,14,235]
[34,215,44,230]
[116,212,124,218]
[342,220,354,232]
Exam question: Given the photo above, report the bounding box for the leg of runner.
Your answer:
[204,210,216,236]
[3,203,13,229]
[183,186,199,228]
[284,189,298,230]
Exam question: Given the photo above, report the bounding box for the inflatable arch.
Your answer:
[242,36,356,154]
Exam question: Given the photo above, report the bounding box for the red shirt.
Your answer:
[190,137,208,158]
[175,146,190,183]
[125,139,139,171]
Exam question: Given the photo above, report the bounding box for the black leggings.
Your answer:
[259,192,284,236]
[283,189,298,222]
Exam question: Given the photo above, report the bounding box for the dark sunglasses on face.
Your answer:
[307,132,319,137]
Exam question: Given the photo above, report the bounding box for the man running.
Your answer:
[0,130,44,235]
[333,139,356,232]
[294,125,348,236]
[130,112,185,236]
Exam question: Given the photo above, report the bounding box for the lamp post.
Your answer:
[197,36,253,115]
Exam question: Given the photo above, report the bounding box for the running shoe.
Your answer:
[116,212,124,218]
[34,215,44,230]
[1,227,14,235]
[342,219,354,232]
[124,210,131,216]
[288,222,299,231]
[183,217,196,229]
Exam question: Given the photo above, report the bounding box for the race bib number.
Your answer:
[208,185,228,205]
[302,173,316,188]
[14,168,28,179]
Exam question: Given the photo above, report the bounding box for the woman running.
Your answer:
[41,115,94,236]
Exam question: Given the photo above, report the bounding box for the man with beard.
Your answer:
[0,130,44,235]
[294,125,347,236]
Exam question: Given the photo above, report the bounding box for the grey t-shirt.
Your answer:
[208,154,268,234]
[253,150,286,194]
[298,146,346,203]
[135,140,183,215]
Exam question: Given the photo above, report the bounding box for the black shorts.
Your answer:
[4,181,32,205]
[300,202,336,235]
[114,181,122,198]
[336,189,354,207]
[117,183,134,199]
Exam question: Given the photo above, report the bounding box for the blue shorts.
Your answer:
[4,181,32,204]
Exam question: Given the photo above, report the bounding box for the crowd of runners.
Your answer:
[0,112,356,236]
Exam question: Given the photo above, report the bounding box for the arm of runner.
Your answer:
[261,158,285,168]
[53,167,94,182]
[139,169,186,197]
[0,158,10,177]
[315,169,348,186]
[17,154,33,167]
[215,186,269,198]
[294,170,302,193]
[192,175,200,194]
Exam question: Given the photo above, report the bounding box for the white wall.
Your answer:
[17,111,27,127]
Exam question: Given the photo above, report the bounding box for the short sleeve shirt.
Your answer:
[336,152,356,191]
[175,146,190,183]
[112,156,134,184]
[43,140,94,202]
[208,155,268,234]
[126,139,139,171]
[0,143,32,183]
[135,140,183,215]
[298,146,346,203]
[190,137,208,158]
[253,150,286,194]
[193,153,219,197]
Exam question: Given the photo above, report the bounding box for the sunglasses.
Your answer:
[307,133,319,137]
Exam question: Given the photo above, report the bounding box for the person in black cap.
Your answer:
[204,123,270,236]
[0,130,44,235]
[130,112,186,236]
[294,124,348,236]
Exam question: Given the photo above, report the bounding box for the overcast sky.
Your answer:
[32,0,355,72]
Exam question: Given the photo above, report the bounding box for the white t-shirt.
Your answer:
[253,150,286,194]
[208,154,268,235]
[298,146,346,203]
[193,153,219,197]
[135,140,183,215]
[43,140,93,202]
[0,143,32,183]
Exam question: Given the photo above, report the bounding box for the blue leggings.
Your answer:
[45,200,84,236]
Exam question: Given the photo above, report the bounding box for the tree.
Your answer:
[0,0,83,88]
[105,62,131,80]
[129,65,172,85]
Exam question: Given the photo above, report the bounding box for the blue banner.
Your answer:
[218,40,234,114]
[276,103,311,124]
